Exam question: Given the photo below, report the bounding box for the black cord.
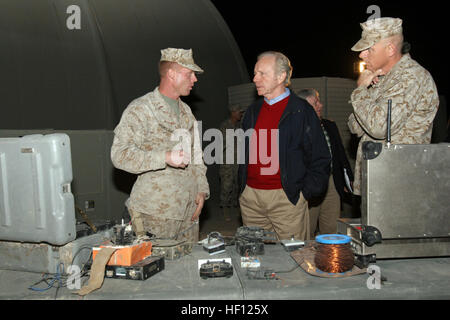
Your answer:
[207,231,224,243]
[71,245,94,267]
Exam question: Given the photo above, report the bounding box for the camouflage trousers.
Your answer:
[128,208,199,244]
[219,163,239,208]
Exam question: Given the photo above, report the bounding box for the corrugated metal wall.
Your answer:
[291,78,357,167]
[0,0,249,131]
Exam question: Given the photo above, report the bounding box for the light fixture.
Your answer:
[353,61,367,74]
[358,61,367,73]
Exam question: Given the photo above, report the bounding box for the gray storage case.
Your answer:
[0,133,76,245]
[338,142,450,259]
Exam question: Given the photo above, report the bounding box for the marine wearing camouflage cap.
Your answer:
[111,47,209,243]
[348,17,439,195]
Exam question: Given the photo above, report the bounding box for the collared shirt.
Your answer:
[264,88,290,105]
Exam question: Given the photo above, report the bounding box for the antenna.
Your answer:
[387,99,392,148]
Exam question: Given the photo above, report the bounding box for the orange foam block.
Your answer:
[92,241,152,266]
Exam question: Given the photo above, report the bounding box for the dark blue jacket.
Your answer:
[321,118,354,199]
[238,93,331,205]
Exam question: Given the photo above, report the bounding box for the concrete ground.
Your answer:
[2,241,449,301]
[199,205,242,240]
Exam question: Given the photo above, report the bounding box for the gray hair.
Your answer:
[296,88,319,100]
[379,33,404,55]
[257,51,293,87]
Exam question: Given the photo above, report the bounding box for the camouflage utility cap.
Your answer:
[352,17,403,52]
[160,48,204,73]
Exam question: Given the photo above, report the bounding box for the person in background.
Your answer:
[219,103,246,222]
[297,88,354,238]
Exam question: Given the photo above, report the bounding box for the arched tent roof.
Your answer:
[0,0,249,130]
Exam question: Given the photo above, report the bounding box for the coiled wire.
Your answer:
[314,243,355,274]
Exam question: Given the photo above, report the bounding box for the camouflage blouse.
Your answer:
[111,87,210,219]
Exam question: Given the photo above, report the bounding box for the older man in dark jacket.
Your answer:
[238,51,330,240]
[298,88,354,238]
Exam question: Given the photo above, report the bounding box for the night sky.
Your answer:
[211,0,449,117]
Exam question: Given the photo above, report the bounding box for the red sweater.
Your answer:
[247,97,289,190]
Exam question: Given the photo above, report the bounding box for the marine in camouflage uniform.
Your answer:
[111,48,210,243]
[218,104,246,221]
[348,18,439,195]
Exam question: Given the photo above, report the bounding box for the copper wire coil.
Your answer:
[314,243,355,274]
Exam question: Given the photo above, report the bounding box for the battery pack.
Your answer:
[281,239,305,252]
[199,259,233,279]
[104,255,164,281]
[203,239,225,255]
